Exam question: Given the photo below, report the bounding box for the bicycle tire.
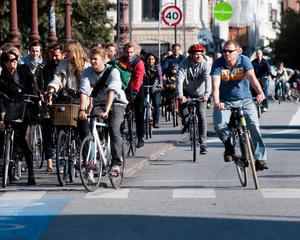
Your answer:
[110,141,126,189]
[244,131,260,190]
[32,125,44,169]
[234,134,248,187]
[56,129,69,186]
[79,135,103,192]
[127,114,137,156]
[172,99,178,127]
[69,136,79,183]
[256,104,261,119]
[148,106,152,139]
[2,133,11,188]
[192,115,197,162]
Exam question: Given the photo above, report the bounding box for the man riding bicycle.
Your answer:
[177,43,211,154]
[211,40,268,171]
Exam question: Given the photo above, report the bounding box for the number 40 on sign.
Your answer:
[161,5,183,26]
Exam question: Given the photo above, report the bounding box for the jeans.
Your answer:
[151,91,161,125]
[213,98,267,161]
[108,104,126,165]
[261,76,269,108]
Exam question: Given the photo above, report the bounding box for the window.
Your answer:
[142,0,160,21]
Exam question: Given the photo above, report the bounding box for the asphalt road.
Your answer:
[1,100,300,240]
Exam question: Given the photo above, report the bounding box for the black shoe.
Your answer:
[153,123,160,128]
[27,176,36,186]
[255,160,269,171]
[200,145,208,155]
[136,140,144,148]
[224,139,235,162]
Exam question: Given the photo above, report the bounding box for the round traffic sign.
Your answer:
[213,2,233,21]
[161,5,183,26]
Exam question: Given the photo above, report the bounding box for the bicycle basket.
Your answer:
[51,104,79,127]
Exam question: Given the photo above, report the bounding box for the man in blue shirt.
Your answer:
[211,40,268,171]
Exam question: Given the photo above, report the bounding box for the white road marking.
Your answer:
[85,189,130,199]
[261,188,300,199]
[0,191,46,200]
[172,189,216,199]
[289,107,300,126]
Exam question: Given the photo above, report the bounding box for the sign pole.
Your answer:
[174,0,177,44]
[183,0,186,54]
[158,0,162,63]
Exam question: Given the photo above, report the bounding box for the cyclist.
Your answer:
[144,53,163,128]
[46,40,89,141]
[119,42,145,148]
[177,43,211,155]
[0,47,37,185]
[251,49,271,111]
[211,40,268,171]
[273,61,294,101]
[79,46,128,176]
[162,43,185,76]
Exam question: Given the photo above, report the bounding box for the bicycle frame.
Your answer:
[88,117,110,168]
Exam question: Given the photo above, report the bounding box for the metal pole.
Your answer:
[9,0,20,47]
[65,0,72,42]
[174,0,177,44]
[117,0,121,52]
[47,0,58,45]
[129,0,132,41]
[158,0,162,63]
[30,0,40,44]
[183,0,186,54]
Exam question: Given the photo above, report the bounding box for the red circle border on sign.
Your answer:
[161,5,183,26]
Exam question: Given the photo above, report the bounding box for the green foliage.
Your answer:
[0,0,115,51]
[271,9,300,68]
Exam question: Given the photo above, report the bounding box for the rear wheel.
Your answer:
[191,115,197,162]
[79,135,103,192]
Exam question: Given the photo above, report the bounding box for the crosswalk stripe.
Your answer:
[172,189,216,199]
[261,188,300,199]
[0,191,46,200]
[85,189,130,199]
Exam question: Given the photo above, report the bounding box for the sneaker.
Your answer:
[255,160,269,171]
[262,107,268,112]
[87,171,95,184]
[27,176,36,186]
[200,145,208,155]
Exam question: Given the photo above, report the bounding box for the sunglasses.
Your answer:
[222,49,236,54]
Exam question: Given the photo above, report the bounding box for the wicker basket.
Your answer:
[52,104,79,127]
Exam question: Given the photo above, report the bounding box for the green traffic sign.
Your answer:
[213,2,233,21]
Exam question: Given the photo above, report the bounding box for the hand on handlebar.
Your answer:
[214,101,225,111]
[256,92,265,104]
[99,111,109,119]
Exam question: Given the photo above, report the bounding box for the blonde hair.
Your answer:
[90,47,106,59]
[65,40,87,77]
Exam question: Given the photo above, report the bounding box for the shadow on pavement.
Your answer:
[35,214,300,240]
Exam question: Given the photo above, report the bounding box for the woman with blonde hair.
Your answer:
[47,40,89,103]
[46,40,89,172]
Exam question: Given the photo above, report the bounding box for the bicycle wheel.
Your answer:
[243,131,260,190]
[148,106,152,139]
[110,141,126,189]
[126,114,137,157]
[79,135,103,192]
[234,134,248,187]
[2,132,11,188]
[32,125,44,169]
[69,134,80,183]
[256,104,261,119]
[191,115,197,162]
[172,98,178,127]
[56,129,69,186]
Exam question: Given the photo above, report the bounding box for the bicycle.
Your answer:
[275,79,284,104]
[79,110,126,192]
[165,92,178,127]
[144,85,153,140]
[184,98,202,163]
[225,105,260,190]
[121,104,137,157]
[51,103,81,186]
[1,93,40,188]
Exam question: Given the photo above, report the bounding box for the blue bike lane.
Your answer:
[0,192,70,240]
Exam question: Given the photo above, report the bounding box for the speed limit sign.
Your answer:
[161,5,183,26]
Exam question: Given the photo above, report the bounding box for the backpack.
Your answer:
[109,60,132,90]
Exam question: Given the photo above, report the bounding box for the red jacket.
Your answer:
[119,56,145,93]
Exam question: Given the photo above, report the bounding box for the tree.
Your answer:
[271,9,300,68]
[0,0,115,50]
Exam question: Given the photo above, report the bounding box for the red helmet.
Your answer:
[188,43,205,54]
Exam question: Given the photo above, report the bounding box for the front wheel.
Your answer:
[244,131,260,190]
[109,142,126,189]
[56,129,69,186]
[2,133,12,188]
[79,135,103,192]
